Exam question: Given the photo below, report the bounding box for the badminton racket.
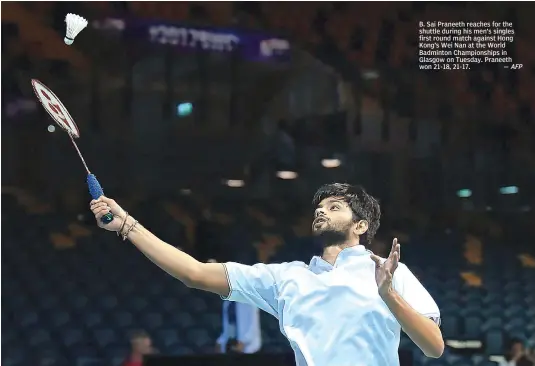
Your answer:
[31,79,114,225]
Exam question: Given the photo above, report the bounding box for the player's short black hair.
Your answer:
[312,183,381,245]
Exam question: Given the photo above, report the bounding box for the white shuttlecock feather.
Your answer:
[64,13,88,45]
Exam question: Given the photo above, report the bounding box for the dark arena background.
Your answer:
[2,2,535,366]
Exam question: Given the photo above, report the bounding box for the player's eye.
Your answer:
[331,205,340,210]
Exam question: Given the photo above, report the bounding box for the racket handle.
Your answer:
[87,173,114,225]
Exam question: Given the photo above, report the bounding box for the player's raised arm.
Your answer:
[90,197,230,297]
[371,239,444,358]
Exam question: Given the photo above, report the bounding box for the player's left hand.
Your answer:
[371,238,400,297]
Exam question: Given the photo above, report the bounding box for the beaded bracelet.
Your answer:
[116,212,129,237]
[122,219,138,241]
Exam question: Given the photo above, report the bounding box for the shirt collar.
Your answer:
[308,245,370,272]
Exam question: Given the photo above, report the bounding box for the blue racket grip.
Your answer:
[87,173,114,225]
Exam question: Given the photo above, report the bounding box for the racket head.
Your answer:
[31,79,80,138]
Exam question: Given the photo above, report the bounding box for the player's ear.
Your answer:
[353,220,369,236]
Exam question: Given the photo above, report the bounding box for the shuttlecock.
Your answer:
[64,13,88,45]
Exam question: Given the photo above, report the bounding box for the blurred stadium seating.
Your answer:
[2,189,535,366]
[81,2,535,122]
[11,2,535,122]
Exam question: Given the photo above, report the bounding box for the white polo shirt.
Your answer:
[222,245,440,366]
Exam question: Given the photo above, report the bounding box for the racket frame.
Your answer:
[31,79,80,138]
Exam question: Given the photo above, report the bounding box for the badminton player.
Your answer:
[90,183,443,366]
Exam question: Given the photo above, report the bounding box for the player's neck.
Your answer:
[321,241,359,265]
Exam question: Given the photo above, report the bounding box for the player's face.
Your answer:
[312,197,354,236]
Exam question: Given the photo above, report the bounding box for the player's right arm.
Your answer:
[90,197,230,297]
[123,218,230,295]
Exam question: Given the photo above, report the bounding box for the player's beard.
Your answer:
[313,220,353,248]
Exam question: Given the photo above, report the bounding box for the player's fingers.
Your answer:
[370,254,381,266]
[98,196,116,206]
[89,201,107,210]
[385,268,393,281]
[391,252,399,272]
[91,204,108,214]
[93,204,109,212]
[389,238,398,256]
[95,211,108,219]
[90,202,108,210]
[95,211,111,220]
[94,207,110,218]
[387,241,400,265]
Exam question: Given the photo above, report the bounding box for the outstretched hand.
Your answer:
[371,238,400,297]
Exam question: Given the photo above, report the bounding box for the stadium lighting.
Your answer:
[456,189,472,198]
[362,69,379,80]
[499,186,518,195]
[224,179,244,188]
[322,159,341,168]
[276,171,298,180]
[177,102,193,116]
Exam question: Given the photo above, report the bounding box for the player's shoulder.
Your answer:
[286,260,308,267]
[246,260,306,273]
[265,260,308,270]
[227,260,305,271]
[250,261,307,282]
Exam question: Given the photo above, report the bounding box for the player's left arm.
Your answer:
[371,240,444,358]
[388,263,444,358]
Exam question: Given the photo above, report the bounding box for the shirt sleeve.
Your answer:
[393,263,441,325]
[221,262,281,317]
